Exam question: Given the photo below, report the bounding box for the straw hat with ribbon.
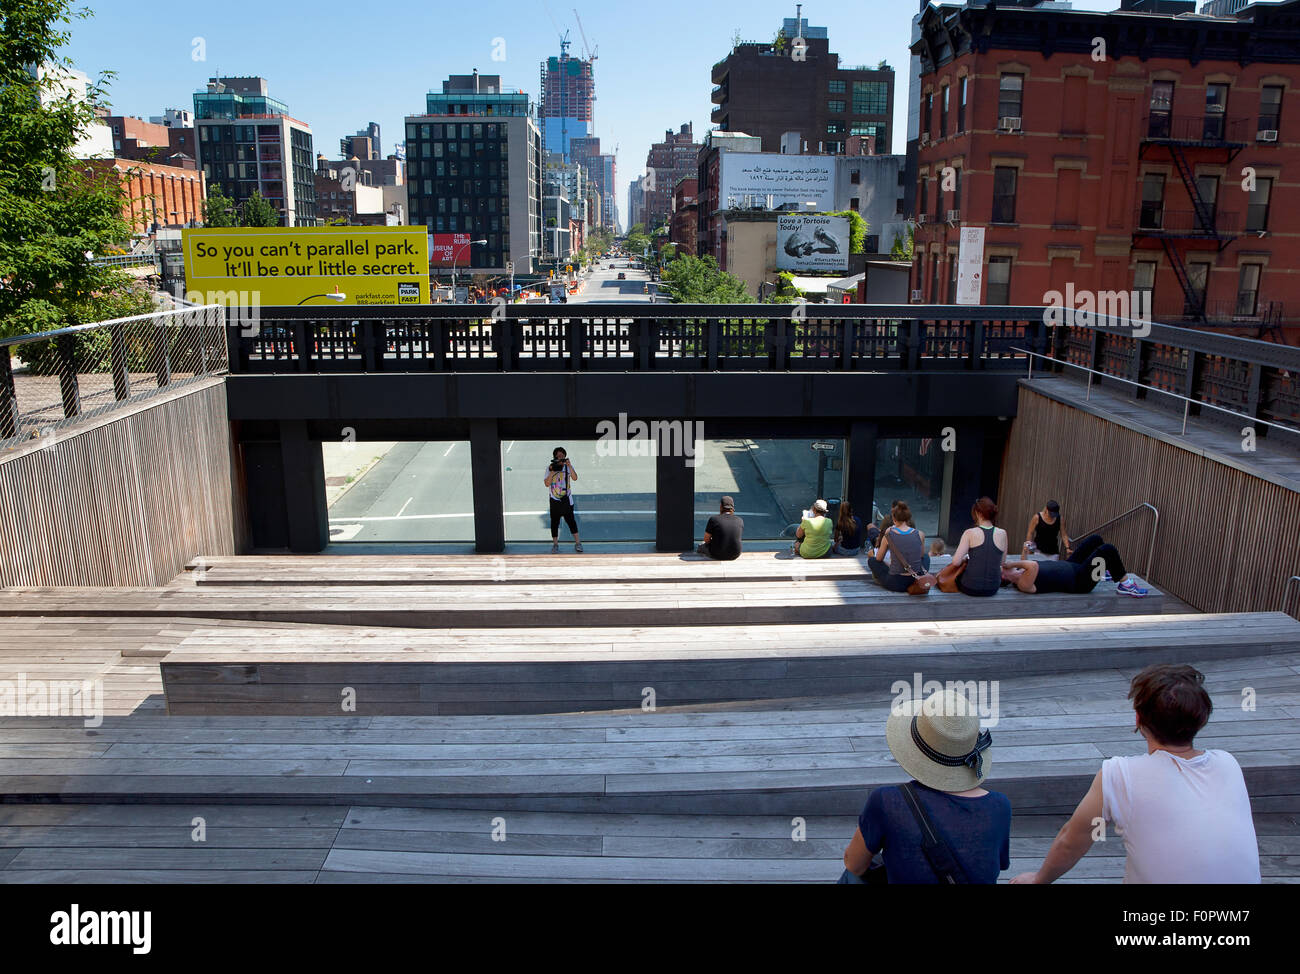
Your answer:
[886,688,993,792]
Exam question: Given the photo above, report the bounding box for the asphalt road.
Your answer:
[324,258,941,544]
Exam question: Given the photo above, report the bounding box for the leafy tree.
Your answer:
[660,254,753,304]
[824,210,868,254]
[891,223,915,261]
[238,190,280,227]
[202,186,238,227]
[0,0,138,338]
[766,271,806,304]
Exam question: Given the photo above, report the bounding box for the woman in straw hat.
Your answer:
[841,687,1011,884]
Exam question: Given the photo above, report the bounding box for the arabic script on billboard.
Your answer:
[719,154,835,211]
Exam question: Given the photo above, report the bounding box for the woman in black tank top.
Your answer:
[950,498,1008,597]
[1023,501,1070,558]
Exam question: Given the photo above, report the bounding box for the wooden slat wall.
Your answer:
[999,385,1300,617]
[0,380,245,587]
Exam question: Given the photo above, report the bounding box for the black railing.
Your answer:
[1141,114,1250,146]
[226,304,1055,375]
[1050,320,1300,441]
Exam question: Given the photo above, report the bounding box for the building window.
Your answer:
[852,81,889,115]
[849,170,860,185]
[947,255,958,303]
[829,80,846,94]
[919,175,927,218]
[987,256,1012,304]
[1194,174,1219,231]
[940,85,949,137]
[828,99,846,113]
[1245,177,1272,231]
[849,198,859,211]
[998,74,1023,120]
[1139,173,1165,228]
[1204,83,1228,141]
[930,253,940,302]
[958,77,967,132]
[1148,81,1174,138]
[827,121,845,135]
[1184,262,1210,315]
[1135,260,1157,297]
[1235,263,1262,316]
[923,92,933,134]
[992,166,1017,223]
[1259,85,1284,133]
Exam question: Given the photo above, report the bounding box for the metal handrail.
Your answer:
[1284,576,1300,617]
[1073,502,1160,579]
[1013,346,1300,438]
[0,305,223,351]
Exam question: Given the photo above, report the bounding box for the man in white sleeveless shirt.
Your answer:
[1011,663,1260,884]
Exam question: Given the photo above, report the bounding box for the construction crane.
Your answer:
[573,8,598,62]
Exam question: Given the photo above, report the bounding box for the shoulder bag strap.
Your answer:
[883,530,923,580]
[899,783,971,885]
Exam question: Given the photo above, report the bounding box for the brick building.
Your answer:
[89,159,206,234]
[669,176,698,257]
[643,123,701,229]
[911,0,1300,342]
[711,17,894,154]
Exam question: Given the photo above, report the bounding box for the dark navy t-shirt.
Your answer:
[858,781,1011,884]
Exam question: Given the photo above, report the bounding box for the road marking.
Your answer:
[442,443,456,458]
[506,441,514,453]
[396,496,413,517]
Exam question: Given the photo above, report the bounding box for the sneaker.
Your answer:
[1117,578,1148,598]
[550,541,560,554]
[1104,570,1113,582]
[574,542,584,553]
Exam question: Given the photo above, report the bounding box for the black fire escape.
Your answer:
[1132,110,1267,333]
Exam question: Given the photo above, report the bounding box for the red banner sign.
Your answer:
[429,233,471,267]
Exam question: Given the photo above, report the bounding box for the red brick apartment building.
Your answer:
[87,159,206,234]
[670,177,698,257]
[912,0,1300,343]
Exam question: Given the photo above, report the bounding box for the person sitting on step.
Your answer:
[1010,664,1260,884]
[794,499,834,559]
[840,687,1011,884]
[1023,499,1071,560]
[867,501,933,593]
[697,496,743,561]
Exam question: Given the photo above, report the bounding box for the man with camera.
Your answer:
[545,447,582,553]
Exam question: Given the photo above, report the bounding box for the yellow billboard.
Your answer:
[182,226,429,306]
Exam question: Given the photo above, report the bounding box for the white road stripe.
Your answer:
[442,443,456,457]
[396,496,413,517]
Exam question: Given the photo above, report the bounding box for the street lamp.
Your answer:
[297,292,347,305]
[451,239,488,298]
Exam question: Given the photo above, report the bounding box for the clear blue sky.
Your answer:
[68,0,1116,230]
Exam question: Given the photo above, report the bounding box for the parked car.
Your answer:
[617,272,626,280]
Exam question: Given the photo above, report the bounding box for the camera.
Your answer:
[550,460,567,472]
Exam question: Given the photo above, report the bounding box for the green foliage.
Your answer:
[0,0,140,338]
[824,210,868,254]
[238,191,280,228]
[891,223,915,261]
[766,270,805,304]
[660,254,754,304]
[203,186,238,227]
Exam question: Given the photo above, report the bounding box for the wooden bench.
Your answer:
[154,612,1300,717]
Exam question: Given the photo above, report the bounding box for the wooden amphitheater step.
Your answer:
[154,613,1300,717]
[0,575,1168,628]
[4,650,1298,818]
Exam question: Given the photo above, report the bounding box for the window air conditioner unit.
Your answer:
[916,213,927,225]
[1257,130,1278,142]
[946,209,961,223]
[919,133,930,146]
[999,116,1022,132]
[911,289,923,302]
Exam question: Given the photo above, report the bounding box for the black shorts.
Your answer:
[549,496,578,537]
